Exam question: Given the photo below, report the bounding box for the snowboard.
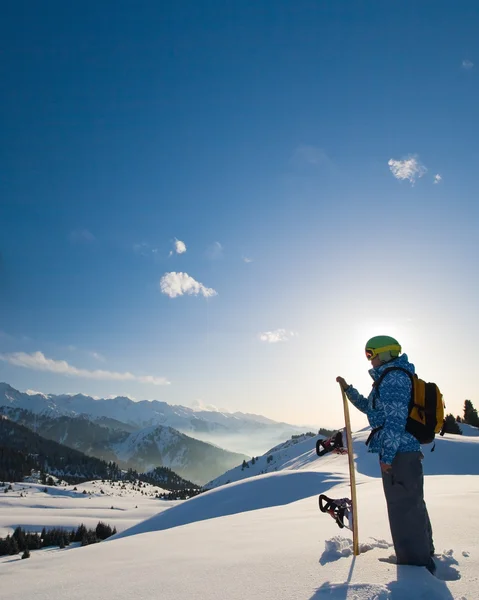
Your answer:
[340,383,360,555]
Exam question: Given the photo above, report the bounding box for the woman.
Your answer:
[336,335,435,574]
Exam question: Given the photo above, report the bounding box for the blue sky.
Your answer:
[1,1,478,428]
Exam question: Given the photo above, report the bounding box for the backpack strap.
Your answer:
[367,367,415,447]
[365,426,383,446]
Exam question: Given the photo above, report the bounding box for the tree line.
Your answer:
[442,399,479,435]
[0,522,117,558]
[0,418,198,490]
[0,417,122,482]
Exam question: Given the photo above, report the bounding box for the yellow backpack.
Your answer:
[374,367,445,444]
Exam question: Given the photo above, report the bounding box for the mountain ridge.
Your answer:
[0,404,248,485]
[0,382,320,455]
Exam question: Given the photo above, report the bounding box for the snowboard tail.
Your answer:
[317,385,359,555]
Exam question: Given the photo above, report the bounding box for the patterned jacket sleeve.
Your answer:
[379,372,412,465]
[344,386,369,414]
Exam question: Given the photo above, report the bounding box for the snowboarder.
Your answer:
[336,335,436,574]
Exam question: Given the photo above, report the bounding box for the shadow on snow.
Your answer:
[111,470,345,540]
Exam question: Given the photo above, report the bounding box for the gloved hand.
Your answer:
[336,376,349,391]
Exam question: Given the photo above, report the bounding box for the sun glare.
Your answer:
[352,319,419,355]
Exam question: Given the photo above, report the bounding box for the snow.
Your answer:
[1,428,478,599]
[457,423,479,437]
[111,425,187,472]
[0,480,171,538]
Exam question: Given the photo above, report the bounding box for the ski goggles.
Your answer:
[365,344,401,361]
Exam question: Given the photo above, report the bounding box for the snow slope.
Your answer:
[457,423,479,437]
[1,429,478,599]
[0,480,171,539]
[207,428,479,488]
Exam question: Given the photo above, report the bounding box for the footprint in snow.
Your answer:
[321,538,462,582]
[380,549,461,582]
[433,549,461,581]
[320,536,392,564]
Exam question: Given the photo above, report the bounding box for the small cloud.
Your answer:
[69,229,95,244]
[159,272,217,298]
[259,329,297,343]
[90,351,106,362]
[25,389,46,396]
[462,59,474,70]
[291,145,329,168]
[133,243,158,258]
[433,174,442,184]
[106,394,136,401]
[0,330,32,343]
[242,256,253,263]
[174,239,187,254]
[206,241,223,260]
[0,351,170,385]
[388,155,427,185]
[191,399,220,412]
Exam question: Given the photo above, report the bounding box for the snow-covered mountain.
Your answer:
[0,382,318,455]
[1,406,248,485]
[107,424,248,484]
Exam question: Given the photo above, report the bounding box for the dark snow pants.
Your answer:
[381,451,434,567]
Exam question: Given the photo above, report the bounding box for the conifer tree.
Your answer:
[74,524,87,543]
[463,400,479,427]
[442,414,462,435]
[8,535,19,555]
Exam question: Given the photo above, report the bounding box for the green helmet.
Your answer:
[365,335,401,362]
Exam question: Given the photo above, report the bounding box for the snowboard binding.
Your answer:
[316,430,347,457]
[318,494,353,530]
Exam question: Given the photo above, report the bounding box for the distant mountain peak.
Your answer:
[0,381,320,457]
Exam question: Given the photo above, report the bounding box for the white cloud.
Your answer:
[259,329,297,343]
[90,351,106,362]
[191,399,221,412]
[388,156,427,185]
[206,241,223,260]
[174,239,187,254]
[462,59,474,70]
[69,229,95,244]
[159,272,217,298]
[25,389,46,396]
[434,174,442,184]
[0,351,170,385]
[242,256,253,263]
[133,243,158,257]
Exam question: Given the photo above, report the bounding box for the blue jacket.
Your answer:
[345,354,420,464]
